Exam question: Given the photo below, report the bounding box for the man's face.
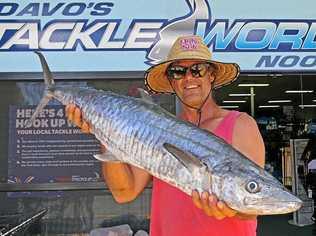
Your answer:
[167,60,215,108]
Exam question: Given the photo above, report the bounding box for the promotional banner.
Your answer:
[8,105,102,196]
[0,0,316,72]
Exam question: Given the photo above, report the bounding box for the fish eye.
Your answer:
[246,181,260,193]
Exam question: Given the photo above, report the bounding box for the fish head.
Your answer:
[213,162,302,215]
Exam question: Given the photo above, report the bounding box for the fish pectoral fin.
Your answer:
[163,143,204,172]
[93,151,121,163]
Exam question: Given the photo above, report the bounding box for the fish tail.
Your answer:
[35,51,55,88]
[26,52,55,126]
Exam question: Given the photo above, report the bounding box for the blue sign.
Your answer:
[0,0,316,72]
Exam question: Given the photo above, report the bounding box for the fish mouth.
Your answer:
[244,200,303,215]
[243,195,303,215]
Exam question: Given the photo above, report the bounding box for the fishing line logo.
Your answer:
[1,0,316,69]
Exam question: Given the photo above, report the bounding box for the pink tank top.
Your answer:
[150,111,257,236]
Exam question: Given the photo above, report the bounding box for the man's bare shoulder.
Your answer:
[233,112,265,167]
[199,108,230,132]
[234,112,262,141]
[235,112,258,129]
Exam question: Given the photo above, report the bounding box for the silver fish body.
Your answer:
[31,52,302,215]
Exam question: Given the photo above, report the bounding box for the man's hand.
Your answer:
[65,104,108,153]
[192,190,257,220]
[192,190,237,220]
[65,104,91,133]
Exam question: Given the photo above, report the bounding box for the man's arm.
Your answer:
[101,162,152,203]
[232,112,266,219]
[66,104,152,203]
[192,112,265,220]
[232,113,265,168]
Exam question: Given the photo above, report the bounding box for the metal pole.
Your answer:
[300,74,304,110]
[250,86,255,117]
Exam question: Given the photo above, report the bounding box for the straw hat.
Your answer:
[144,35,240,94]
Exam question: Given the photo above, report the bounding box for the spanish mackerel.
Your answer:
[30,52,302,215]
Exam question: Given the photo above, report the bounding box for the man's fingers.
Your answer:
[192,192,237,220]
[66,104,92,134]
[200,192,214,217]
[208,194,225,220]
[192,190,203,209]
[66,104,76,121]
[73,107,82,127]
[217,201,237,218]
[81,121,91,133]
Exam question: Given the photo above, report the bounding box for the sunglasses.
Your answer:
[166,63,214,80]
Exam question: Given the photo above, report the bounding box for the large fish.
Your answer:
[29,52,302,215]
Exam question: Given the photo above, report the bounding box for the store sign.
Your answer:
[8,105,102,197]
[0,0,316,72]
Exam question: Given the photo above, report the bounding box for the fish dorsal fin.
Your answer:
[137,88,154,103]
[163,143,204,172]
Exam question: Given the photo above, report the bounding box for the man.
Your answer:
[66,35,265,235]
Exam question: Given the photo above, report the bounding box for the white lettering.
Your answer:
[125,22,162,49]
[64,22,108,49]
[2,23,38,49]
[98,22,124,48]
[39,22,75,49]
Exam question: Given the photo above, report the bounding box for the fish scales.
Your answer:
[70,90,197,189]
[65,88,302,214]
[75,91,245,188]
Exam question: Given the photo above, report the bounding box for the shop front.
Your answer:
[0,0,315,235]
